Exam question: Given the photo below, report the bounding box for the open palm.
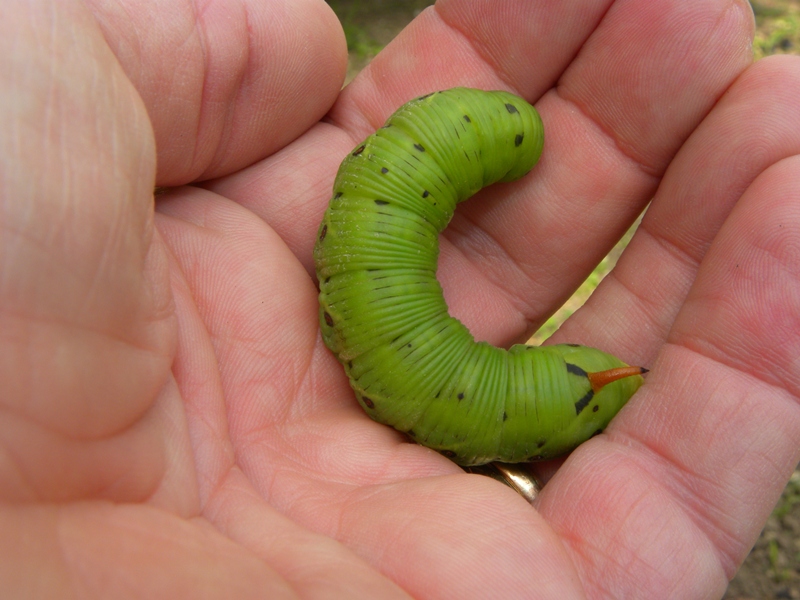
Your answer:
[3,0,800,598]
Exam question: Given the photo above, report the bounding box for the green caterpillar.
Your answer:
[314,88,645,466]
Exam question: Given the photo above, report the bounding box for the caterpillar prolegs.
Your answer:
[314,88,645,466]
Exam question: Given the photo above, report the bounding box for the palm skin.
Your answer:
[2,0,799,598]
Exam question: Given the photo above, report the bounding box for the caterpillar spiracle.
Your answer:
[314,88,645,467]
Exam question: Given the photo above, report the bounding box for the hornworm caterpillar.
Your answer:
[314,88,645,466]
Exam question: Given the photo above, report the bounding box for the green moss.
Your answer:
[327,1,384,59]
[773,470,800,519]
[751,1,800,59]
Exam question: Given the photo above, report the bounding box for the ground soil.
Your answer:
[326,1,800,597]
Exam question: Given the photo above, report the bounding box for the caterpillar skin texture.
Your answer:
[314,88,644,466]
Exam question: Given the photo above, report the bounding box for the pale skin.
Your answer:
[1,0,799,597]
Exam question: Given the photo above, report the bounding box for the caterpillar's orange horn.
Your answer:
[587,366,648,393]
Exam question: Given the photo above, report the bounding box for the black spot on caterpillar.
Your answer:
[313,88,646,466]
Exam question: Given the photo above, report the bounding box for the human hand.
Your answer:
[2,0,799,598]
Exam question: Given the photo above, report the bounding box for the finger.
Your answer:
[536,153,800,597]
[84,0,347,185]
[210,0,753,349]
[435,0,754,346]
[557,56,800,365]
[0,0,182,503]
[0,0,172,436]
